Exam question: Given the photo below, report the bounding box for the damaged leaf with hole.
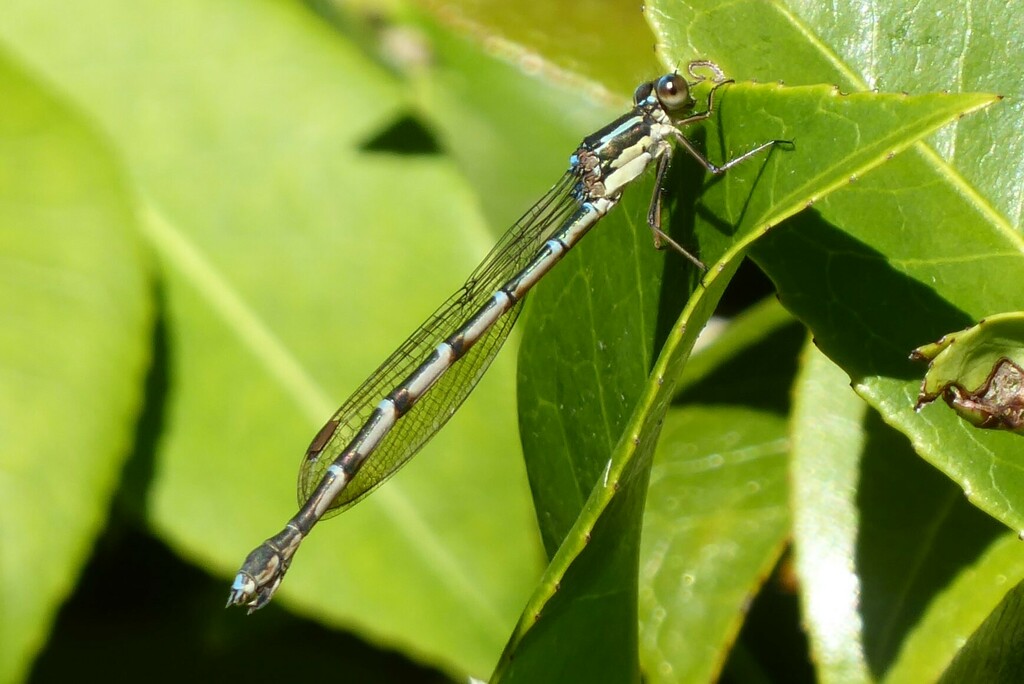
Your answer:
[912,312,1024,433]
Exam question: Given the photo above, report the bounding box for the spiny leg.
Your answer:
[673,132,789,175]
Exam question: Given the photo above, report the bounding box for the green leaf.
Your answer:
[754,161,1024,528]
[637,299,802,684]
[641,406,790,684]
[639,308,799,682]
[0,51,151,681]
[647,3,1024,676]
[646,2,1024,680]
[649,0,1024,228]
[651,0,1024,545]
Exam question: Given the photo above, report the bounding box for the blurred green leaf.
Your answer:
[639,403,790,682]
[410,17,618,231]
[0,0,542,676]
[0,51,151,682]
[789,345,872,682]
[416,0,660,94]
[637,299,801,682]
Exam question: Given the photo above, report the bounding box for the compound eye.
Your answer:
[633,81,655,106]
[655,74,693,112]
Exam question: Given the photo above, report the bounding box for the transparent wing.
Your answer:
[299,171,583,516]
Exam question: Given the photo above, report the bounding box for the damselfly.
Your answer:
[228,61,783,611]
